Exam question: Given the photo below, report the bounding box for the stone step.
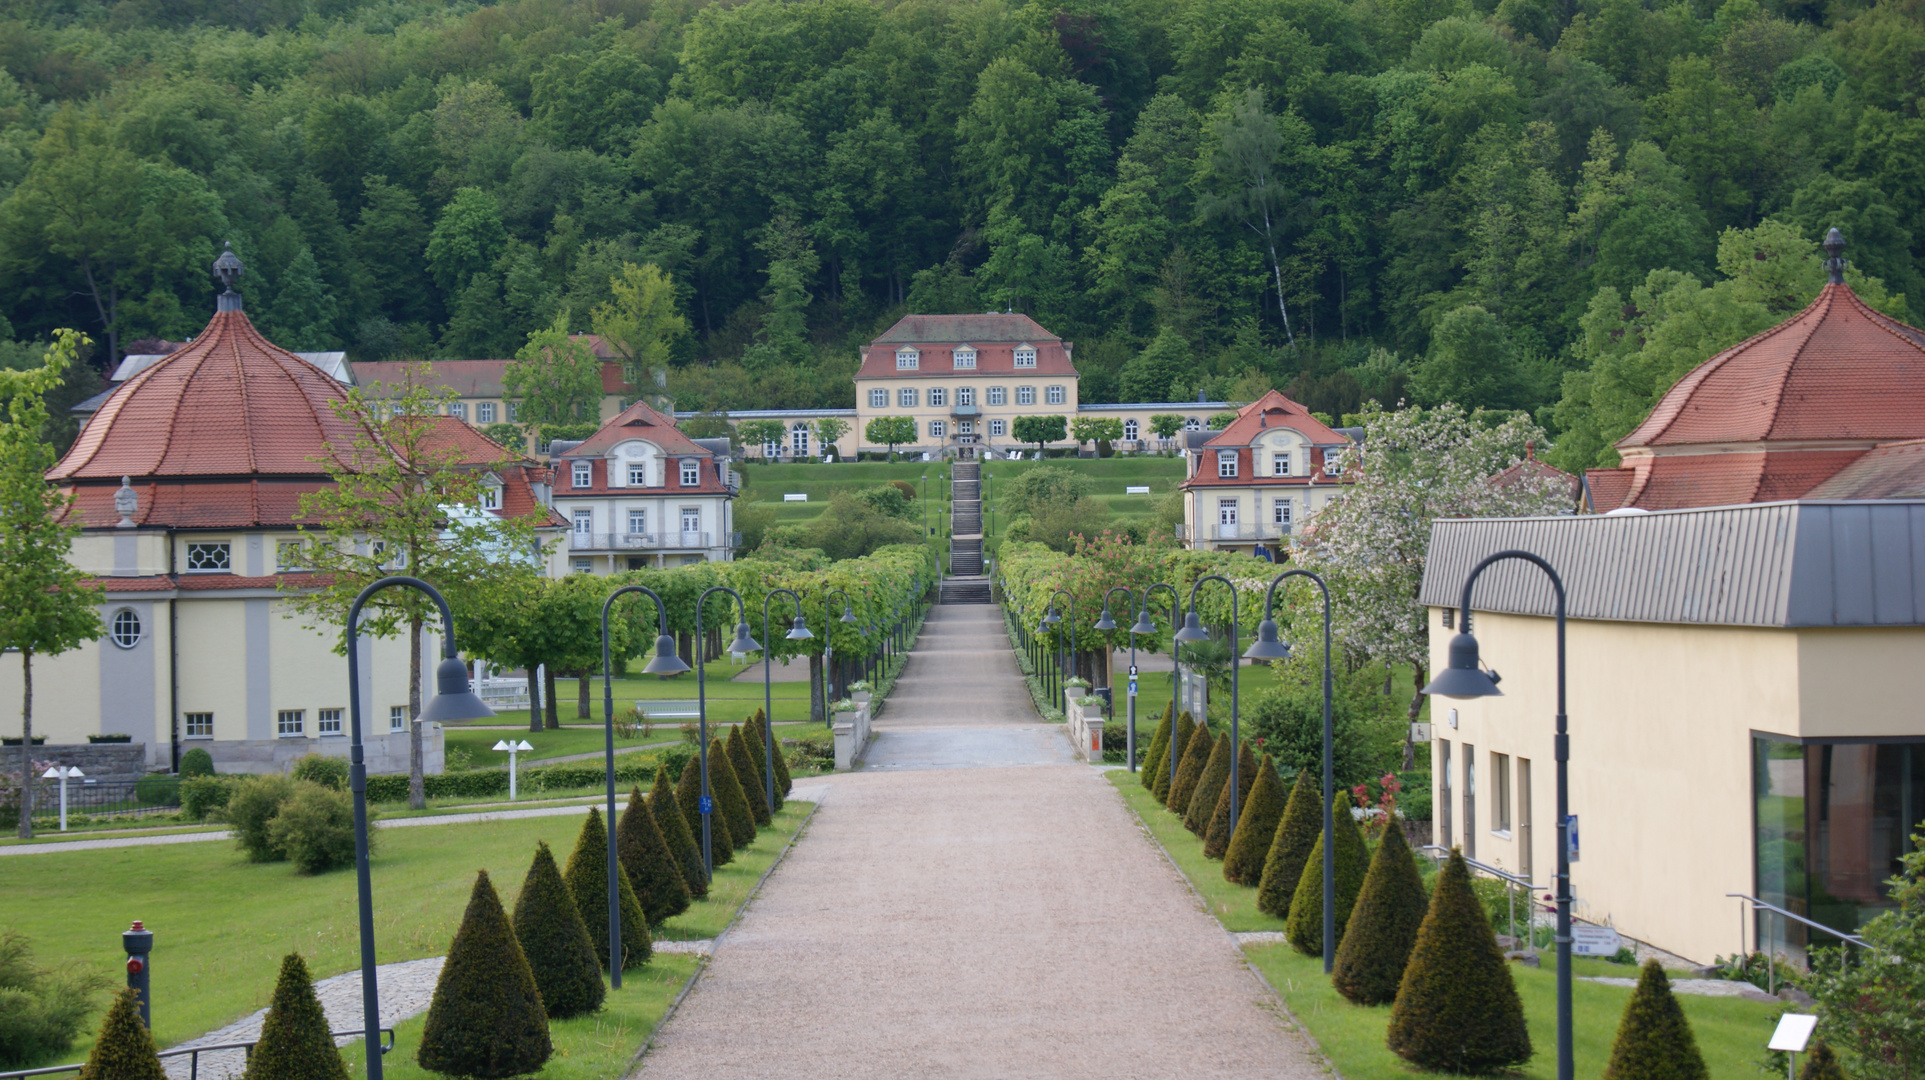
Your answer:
[940,578,992,604]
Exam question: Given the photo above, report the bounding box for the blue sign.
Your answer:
[1566,814,1579,862]
[1127,677,1138,696]
[699,796,714,814]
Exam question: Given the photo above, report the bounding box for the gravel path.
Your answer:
[634,605,1323,1080]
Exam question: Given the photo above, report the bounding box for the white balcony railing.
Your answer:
[571,531,713,551]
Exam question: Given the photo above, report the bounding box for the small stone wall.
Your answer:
[201,725,444,777]
[20,743,149,782]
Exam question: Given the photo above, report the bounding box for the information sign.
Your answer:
[1570,925,1622,957]
[699,796,713,814]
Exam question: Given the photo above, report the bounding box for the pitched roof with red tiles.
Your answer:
[1202,390,1348,448]
[1620,283,1925,450]
[1804,438,1925,499]
[855,314,1077,379]
[562,400,712,459]
[397,415,524,467]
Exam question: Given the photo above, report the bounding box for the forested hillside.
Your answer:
[0,0,1920,467]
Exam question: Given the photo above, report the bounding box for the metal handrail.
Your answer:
[0,1028,394,1080]
[1423,845,1542,956]
[1727,892,1876,951]
[1422,845,1539,891]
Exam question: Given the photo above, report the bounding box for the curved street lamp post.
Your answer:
[599,585,690,988]
[344,576,497,1080]
[1035,589,1076,708]
[762,588,813,811]
[1174,575,1242,834]
[1091,587,1136,769]
[696,586,762,876]
[1423,550,1572,1080]
[1244,569,1336,973]
[1140,582,1182,789]
[822,589,857,722]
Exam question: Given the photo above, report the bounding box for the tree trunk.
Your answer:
[808,653,825,724]
[408,618,424,810]
[17,649,33,839]
[577,674,591,720]
[544,666,559,730]
[1404,662,1427,771]
[677,630,693,669]
[528,662,542,734]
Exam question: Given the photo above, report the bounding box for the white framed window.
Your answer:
[390,705,407,732]
[987,386,1007,406]
[895,347,919,370]
[929,420,946,438]
[1046,385,1065,405]
[1184,417,1201,431]
[628,464,647,486]
[184,712,213,738]
[1324,448,1344,475]
[277,710,305,737]
[276,540,305,571]
[1274,453,1291,476]
[762,438,778,458]
[929,387,947,407]
[1014,344,1037,368]
[681,508,701,536]
[953,346,976,369]
[1217,451,1238,478]
[958,386,975,406]
[185,542,230,572]
[680,459,700,485]
[1493,751,1512,833]
[572,558,593,574]
[791,424,810,456]
[318,708,343,736]
[628,509,647,535]
[990,419,1007,436]
[110,609,142,649]
[572,463,592,488]
[868,388,888,408]
[1016,386,1035,406]
[1274,500,1293,526]
[1123,419,1139,441]
[1218,498,1238,525]
[898,387,918,408]
[505,401,521,423]
[449,401,467,420]
[477,402,497,424]
[573,509,593,537]
[479,485,500,510]
[958,421,974,434]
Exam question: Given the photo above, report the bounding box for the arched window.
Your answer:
[110,609,142,649]
[1184,417,1201,431]
[791,422,811,456]
[1123,419,1139,441]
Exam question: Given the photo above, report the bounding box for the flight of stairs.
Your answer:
[944,461,990,601]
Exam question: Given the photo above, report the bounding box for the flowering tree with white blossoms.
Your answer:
[1291,402,1573,758]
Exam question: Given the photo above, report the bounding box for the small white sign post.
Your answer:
[40,766,84,831]
[493,740,534,800]
[1768,1014,1817,1080]
[1569,925,1622,957]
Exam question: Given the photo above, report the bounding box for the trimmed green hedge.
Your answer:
[363,748,687,804]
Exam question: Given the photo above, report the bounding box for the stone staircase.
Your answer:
[944,461,990,601]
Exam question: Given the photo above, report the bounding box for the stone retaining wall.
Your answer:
[17,743,148,781]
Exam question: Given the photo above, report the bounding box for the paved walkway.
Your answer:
[635,605,1323,1080]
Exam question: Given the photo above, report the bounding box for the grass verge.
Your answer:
[1107,773,1786,1079]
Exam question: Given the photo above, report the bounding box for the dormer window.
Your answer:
[480,483,500,510]
[953,346,976,369]
[896,347,919,370]
[1273,453,1291,477]
[1014,344,1037,368]
[1324,448,1344,475]
[572,462,592,487]
[628,464,647,486]
[1217,451,1239,478]
[680,459,700,486]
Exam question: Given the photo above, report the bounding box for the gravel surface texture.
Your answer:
[634,605,1322,1080]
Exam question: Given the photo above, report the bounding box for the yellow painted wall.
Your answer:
[1795,627,1925,738]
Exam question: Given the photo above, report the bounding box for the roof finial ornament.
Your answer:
[114,476,138,527]
[1823,227,1847,285]
[213,241,244,312]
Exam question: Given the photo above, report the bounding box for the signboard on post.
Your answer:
[1570,925,1622,957]
[1409,722,1432,743]
[1567,814,1580,862]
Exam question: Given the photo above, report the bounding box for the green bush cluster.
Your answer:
[562,808,652,971]
[1139,704,1173,789]
[727,725,771,827]
[1387,850,1532,1073]
[1331,824,1428,1005]
[1285,792,1370,957]
[179,776,234,822]
[241,954,347,1080]
[676,754,733,868]
[617,787,691,926]
[1182,733,1233,838]
[289,753,348,791]
[417,870,551,1078]
[1221,755,1284,885]
[0,931,110,1070]
[1203,740,1260,861]
[651,769,707,899]
[225,775,366,873]
[361,751,680,803]
[1166,718,1214,816]
[178,748,215,778]
[1257,771,1321,919]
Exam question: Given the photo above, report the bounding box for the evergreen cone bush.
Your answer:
[562,808,652,971]
[1222,754,1285,884]
[652,769,708,897]
[241,953,348,1080]
[1331,823,1428,1004]
[510,841,605,1019]
[1284,792,1369,956]
[767,716,793,798]
[1257,771,1321,918]
[1182,733,1233,837]
[617,787,692,925]
[1799,1040,1846,1080]
[78,988,165,1080]
[1139,703,1173,788]
[1204,740,1261,859]
[675,754,733,867]
[1387,850,1532,1073]
[1166,718,1213,817]
[1153,711,1194,804]
[417,870,552,1079]
[1602,959,1708,1080]
[707,737,759,848]
[727,724,771,826]
[747,712,785,809]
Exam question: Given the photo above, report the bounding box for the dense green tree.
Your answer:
[1257,771,1322,919]
[708,736,759,848]
[76,988,164,1080]
[650,767,709,899]
[1221,753,1284,884]
[1284,792,1370,956]
[1140,703,1173,787]
[561,808,653,971]
[676,750,735,867]
[1203,740,1261,860]
[504,312,602,425]
[240,954,347,1080]
[727,724,771,827]
[1166,717,1214,817]
[1182,733,1233,839]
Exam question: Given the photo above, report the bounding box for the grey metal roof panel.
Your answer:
[1419,501,1925,627]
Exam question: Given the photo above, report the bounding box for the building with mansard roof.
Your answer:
[1176,390,1355,552]
[549,399,741,573]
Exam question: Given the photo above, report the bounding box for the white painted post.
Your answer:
[42,766,82,830]
[494,740,533,799]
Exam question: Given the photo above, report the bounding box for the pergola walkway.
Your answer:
[634,604,1324,1079]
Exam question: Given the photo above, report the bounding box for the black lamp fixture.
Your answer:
[416,657,496,723]
[762,588,811,815]
[1042,606,1062,626]
[1129,607,1158,636]
[786,614,813,640]
[1092,607,1118,631]
[1173,609,1208,642]
[730,620,763,655]
[1424,632,1502,699]
[1242,616,1292,661]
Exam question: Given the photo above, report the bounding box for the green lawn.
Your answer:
[737,460,952,529]
[442,726,672,765]
[7,797,811,1067]
[1107,774,1786,1079]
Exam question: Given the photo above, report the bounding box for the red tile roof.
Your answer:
[565,400,712,459]
[1804,438,1925,499]
[1587,449,1870,511]
[855,314,1077,379]
[79,572,336,592]
[400,415,521,467]
[1202,390,1348,448]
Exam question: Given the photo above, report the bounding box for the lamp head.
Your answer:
[1242,616,1292,660]
[786,614,814,640]
[1421,632,1504,699]
[1042,606,1062,626]
[1173,609,1209,642]
[492,740,511,751]
[731,621,763,654]
[839,604,857,624]
[1129,608,1159,636]
[643,633,692,675]
[1092,608,1117,631]
[417,657,497,723]
[516,740,532,751]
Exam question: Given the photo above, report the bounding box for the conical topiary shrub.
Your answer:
[241,953,348,1080]
[78,988,165,1080]
[417,870,552,1079]
[1331,823,1428,1004]
[728,724,771,826]
[562,808,652,971]
[675,753,734,867]
[1285,792,1370,956]
[1222,754,1285,884]
[747,712,785,809]
[1166,719,1213,817]
[1204,740,1261,859]
[1182,733,1233,838]
[1799,1040,1846,1080]
[1140,703,1173,787]
[1257,771,1321,918]
[1602,959,1708,1080]
[767,714,793,798]
[1153,711,1194,804]
[1387,850,1532,1073]
[708,737,759,848]
[510,840,605,1019]
[652,768,708,898]
[617,787,692,925]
